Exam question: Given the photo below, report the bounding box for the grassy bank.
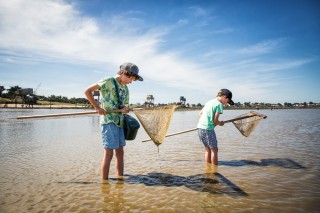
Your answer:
[0,98,89,109]
[1,98,319,110]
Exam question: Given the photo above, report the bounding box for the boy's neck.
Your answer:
[114,74,123,85]
[216,96,223,103]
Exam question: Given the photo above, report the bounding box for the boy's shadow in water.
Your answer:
[122,158,305,196]
[58,158,304,197]
[218,158,306,169]
[125,172,248,196]
[57,173,247,196]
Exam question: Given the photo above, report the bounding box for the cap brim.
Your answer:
[136,75,143,81]
[229,99,234,105]
[130,73,143,81]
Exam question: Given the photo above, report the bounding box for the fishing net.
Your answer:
[230,111,267,137]
[134,105,177,146]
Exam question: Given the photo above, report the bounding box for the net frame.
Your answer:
[134,105,177,146]
[228,111,267,137]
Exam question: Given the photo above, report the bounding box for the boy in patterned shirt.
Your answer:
[84,62,143,180]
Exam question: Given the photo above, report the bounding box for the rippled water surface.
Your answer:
[0,108,319,212]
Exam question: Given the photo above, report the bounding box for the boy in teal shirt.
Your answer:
[197,89,234,166]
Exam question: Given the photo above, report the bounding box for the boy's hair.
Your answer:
[117,70,132,78]
[117,70,126,75]
[217,90,226,97]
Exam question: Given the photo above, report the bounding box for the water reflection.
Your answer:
[101,179,125,212]
[158,158,306,169]
[219,158,306,169]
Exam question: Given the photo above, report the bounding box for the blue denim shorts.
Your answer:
[101,123,126,149]
[198,128,218,148]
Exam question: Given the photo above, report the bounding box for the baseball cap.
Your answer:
[120,62,143,81]
[218,89,234,105]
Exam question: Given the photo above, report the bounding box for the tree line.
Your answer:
[0,85,88,104]
[0,85,318,108]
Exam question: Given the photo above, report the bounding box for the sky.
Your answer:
[0,0,319,105]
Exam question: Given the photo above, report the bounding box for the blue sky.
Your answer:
[0,0,319,105]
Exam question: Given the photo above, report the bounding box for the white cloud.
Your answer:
[188,6,208,17]
[213,27,235,34]
[234,58,313,74]
[238,39,286,55]
[177,19,188,26]
[0,0,214,92]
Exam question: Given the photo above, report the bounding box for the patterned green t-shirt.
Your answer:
[97,77,129,127]
[197,99,223,130]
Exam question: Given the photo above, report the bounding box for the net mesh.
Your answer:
[231,112,265,137]
[134,105,177,146]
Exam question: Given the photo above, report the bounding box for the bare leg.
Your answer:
[211,147,218,166]
[115,146,124,177]
[205,146,211,163]
[101,148,113,180]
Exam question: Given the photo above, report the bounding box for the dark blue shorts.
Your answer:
[198,128,218,148]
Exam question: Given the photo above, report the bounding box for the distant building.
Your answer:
[21,88,33,95]
[180,96,186,106]
[93,90,100,102]
[145,95,154,107]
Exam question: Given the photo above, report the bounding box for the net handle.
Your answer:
[141,128,198,142]
[224,115,255,123]
[16,108,144,120]
[224,111,267,123]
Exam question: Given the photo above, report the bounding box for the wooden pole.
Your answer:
[16,108,144,120]
[17,111,97,119]
[142,128,198,142]
[223,114,256,123]
[16,110,124,120]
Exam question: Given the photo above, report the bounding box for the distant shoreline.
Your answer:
[0,103,88,109]
[175,106,320,111]
[1,103,319,111]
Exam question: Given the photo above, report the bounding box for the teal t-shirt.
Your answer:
[97,77,129,127]
[197,99,223,130]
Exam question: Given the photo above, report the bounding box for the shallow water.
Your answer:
[0,108,319,212]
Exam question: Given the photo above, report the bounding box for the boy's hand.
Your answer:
[220,121,225,126]
[96,106,106,115]
[121,107,129,114]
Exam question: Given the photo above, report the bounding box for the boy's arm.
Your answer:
[198,108,203,116]
[84,83,106,115]
[213,112,224,126]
